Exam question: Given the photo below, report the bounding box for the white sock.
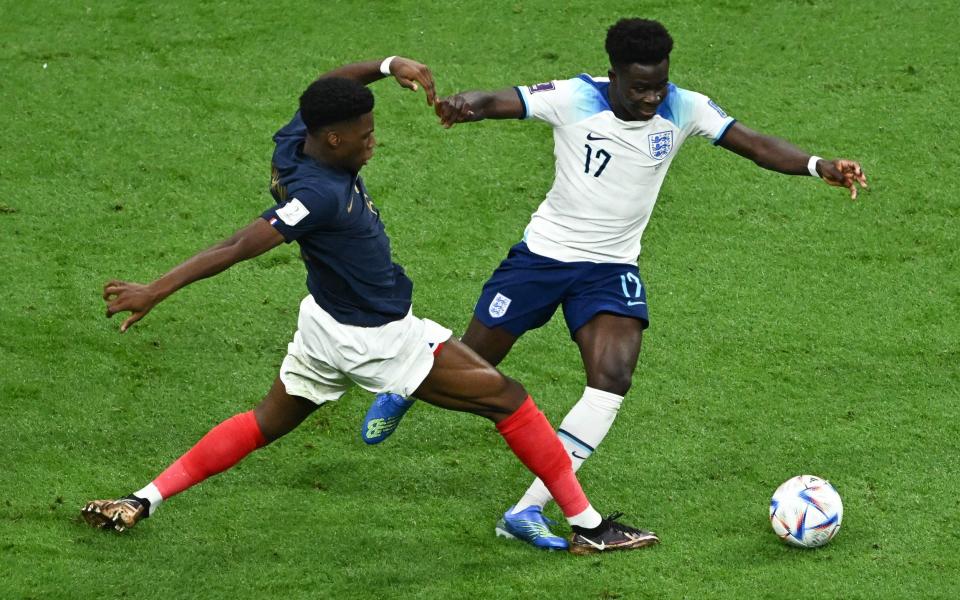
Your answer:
[134,482,163,516]
[511,387,624,514]
[567,504,603,529]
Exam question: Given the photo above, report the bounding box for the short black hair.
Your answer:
[605,18,673,68]
[299,77,374,133]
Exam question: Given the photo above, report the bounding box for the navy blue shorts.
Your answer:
[474,242,649,338]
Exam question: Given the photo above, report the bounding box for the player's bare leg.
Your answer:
[412,338,656,553]
[81,377,317,531]
[460,317,520,367]
[501,313,647,548]
[575,313,644,397]
[412,339,600,532]
[412,337,524,420]
[513,313,643,508]
[439,320,566,549]
[253,377,321,441]
[361,317,518,443]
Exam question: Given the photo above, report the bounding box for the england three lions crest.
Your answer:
[648,131,673,160]
[488,293,512,318]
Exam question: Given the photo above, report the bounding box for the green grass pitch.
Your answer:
[2,1,958,598]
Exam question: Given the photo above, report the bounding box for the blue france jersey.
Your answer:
[262,111,412,327]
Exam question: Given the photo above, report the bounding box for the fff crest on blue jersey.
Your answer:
[648,131,673,160]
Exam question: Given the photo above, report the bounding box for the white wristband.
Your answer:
[807,155,822,177]
[379,56,397,76]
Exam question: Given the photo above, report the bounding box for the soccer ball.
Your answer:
[769,475,842,548]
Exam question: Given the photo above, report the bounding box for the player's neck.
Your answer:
[302,136,326,163]
[303,136,350,173]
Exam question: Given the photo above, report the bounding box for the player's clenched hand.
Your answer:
[817,159,869,200]
[103,280,160,333]
[435,95,477,128]
[387,57,436,106]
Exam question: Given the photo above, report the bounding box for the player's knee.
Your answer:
[500,376,527,406]
[587,369,633,396]
[479,371,528,416]
[252,408,288,443]
[254,395,316,442]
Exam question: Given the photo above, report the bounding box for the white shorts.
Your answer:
[279,295,452,405]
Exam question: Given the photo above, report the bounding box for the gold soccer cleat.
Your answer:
[81,497,146,532]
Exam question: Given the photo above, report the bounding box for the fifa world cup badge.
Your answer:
[528,82,556,94]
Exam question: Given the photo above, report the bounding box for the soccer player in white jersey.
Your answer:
[362,19,868,550]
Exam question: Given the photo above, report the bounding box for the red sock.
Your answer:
[496,397,589,517]
[153,410,267,500]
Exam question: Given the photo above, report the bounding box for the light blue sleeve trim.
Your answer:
[712,118,737,145]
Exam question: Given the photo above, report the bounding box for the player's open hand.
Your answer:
[435,94,477,128]
[103,280,159,333]
[817,159,868,200]
[387,57,436,106]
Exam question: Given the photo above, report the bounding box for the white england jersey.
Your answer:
[516,75,735,264]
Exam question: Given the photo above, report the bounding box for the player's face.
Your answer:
[608,59,670,121]
[332,112,377,172]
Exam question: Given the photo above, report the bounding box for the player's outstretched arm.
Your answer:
[103,218,284,332]
[434,88,523,128]
[319,57,436,106]
[717,122,868,199]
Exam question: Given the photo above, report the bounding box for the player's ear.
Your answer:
[325,130,341,148]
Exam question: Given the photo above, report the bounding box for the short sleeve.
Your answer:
[683,90,736,144]
[515,78,588,127]
[261,188,338,242]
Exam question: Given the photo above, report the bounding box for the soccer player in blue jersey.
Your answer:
[81,55,659,554]
[362,19,869,550]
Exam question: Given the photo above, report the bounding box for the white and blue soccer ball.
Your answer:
[769,475,843,548]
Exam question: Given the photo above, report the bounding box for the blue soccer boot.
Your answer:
[361,393,414,444]
[494,505,569,550]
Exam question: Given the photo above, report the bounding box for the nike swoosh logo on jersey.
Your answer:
[586,132,611,141]
[627,301,646,306]
[579,535,606,551]
[348,183,362,213]
[571,451,589,460]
